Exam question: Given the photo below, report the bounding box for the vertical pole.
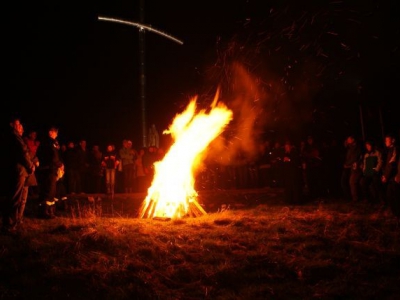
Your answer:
[139,0,147,147]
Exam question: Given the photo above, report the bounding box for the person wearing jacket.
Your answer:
[360,139,383,204]
[381,133,399,211]
[1,118,35,233]
[36,126,63,219]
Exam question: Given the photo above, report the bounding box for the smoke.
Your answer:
[204,59,320,166]
[202,63,265,165]
[189,0,379,165]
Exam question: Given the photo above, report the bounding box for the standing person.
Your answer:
[381,133,399,209]
[63,141,80,194]
[36,126,63,219]
[23,129,41,199]
[359,139,383,204]
[24,130,40,158]
[341,135,362,202]
[1,118,35,234]
[76,139,89,193]
[148,124,160,148]
[119,139,137,193]
[102,144,119,197]
[135,147,147,192]
[87,144,103,193]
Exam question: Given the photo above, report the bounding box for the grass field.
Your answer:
[1,191,399,299]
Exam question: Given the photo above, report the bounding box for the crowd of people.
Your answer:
[195,132,399,219]
[254,133,399,217]
[1,116,399,234]
[0,117,165,233]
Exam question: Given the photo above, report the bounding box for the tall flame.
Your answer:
[139,90,233,219]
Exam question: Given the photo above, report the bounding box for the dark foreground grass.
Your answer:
[1,201,399,300]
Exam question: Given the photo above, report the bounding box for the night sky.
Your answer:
[3,0,399,149]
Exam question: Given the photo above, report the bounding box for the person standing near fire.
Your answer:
[135,147,147,192]
[341,135,362,202]
[76,139,89,193]
[36,126,64,219]
[359,139,383,204]
[148,124,160,148]
[87,144,103,193]
[1,117,35,234]
[23,129,40,199]
[381,133,398,210]
[119,139,137,193]
[102,144,120,197]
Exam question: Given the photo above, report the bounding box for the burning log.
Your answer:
[188,199,207,217]
[140,197,207,219]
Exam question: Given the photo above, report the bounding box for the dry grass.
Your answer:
[1,200,399,300]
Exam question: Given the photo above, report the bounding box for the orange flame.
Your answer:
[139,90,233,219]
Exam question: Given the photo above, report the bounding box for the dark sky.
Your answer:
[3,0,399,148]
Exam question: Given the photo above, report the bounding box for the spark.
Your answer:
[340,43,351,50]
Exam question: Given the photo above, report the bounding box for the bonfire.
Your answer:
[140,90,233,219]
